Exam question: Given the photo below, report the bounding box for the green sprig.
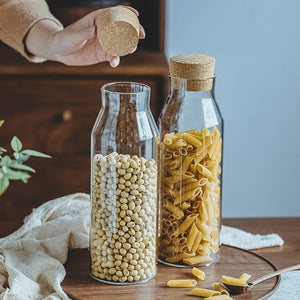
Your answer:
[0,120,51,196]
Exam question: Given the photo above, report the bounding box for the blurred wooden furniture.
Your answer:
[0,0,168,221]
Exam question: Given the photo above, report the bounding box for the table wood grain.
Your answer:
[62,245,280,300]
[1,218,299,299]
[61,217,300,300]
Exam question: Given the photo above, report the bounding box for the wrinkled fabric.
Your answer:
[0,193,90,300]
[221,225,284,250]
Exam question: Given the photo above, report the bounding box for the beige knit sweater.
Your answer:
[0,0,63,62]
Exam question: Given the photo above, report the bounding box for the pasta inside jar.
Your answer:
[158,127,222,266]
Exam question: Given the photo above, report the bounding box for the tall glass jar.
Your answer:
[158,54,223,267]
[90,82,159,284]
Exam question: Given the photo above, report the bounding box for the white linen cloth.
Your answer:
[220,225,284,250]
[0,193,90,300]
[0,193,287,299]
[268,271,300,300]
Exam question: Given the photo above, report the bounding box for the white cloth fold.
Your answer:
[0,193,285,300]
[221,225,284,250]
[0,193,90,300]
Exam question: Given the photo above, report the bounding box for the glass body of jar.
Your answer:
[90,82,159,284]
[158,76,223,267]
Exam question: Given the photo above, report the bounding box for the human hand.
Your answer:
[25,6,145,67]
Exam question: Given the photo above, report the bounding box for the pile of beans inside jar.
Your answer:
[90,152,157,283]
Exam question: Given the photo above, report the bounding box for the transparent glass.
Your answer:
[90,82,159,284]
[158,76,223,267]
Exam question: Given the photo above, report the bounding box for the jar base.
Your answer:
[158,252,220,268]
[90,273,156,285]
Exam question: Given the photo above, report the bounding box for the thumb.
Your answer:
[64,24,96,45]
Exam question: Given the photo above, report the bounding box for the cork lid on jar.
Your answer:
[96,7,140,57]
[170,54,215,91]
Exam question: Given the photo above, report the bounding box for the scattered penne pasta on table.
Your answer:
[159,127,222,266]
[192,267,205,280]
[167,279,197,287]
[189,287,221,297]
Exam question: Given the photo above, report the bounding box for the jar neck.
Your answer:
[169,76,215,95]
[101,82,150,112]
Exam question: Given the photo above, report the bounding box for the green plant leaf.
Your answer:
[0,120,4,128]
[0,155,12,166]
[13,152,30,162]
[0,147,6,155]
[11,136,22,152]
[0,175,9,196]
[2,165,9,173]
[5,169,30,181]
[9,161,36,173]
[22,150,51,158]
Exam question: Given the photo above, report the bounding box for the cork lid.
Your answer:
[96,7,140,57]
[170,54,215,91]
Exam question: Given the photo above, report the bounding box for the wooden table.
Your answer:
[1,218,299,299]
[61,218,299,299]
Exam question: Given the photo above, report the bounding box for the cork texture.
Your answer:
[170,54,215,91]
[96,7,140,57]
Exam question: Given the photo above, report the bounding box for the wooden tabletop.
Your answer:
[1,217,299,299]
[59,217,300,300]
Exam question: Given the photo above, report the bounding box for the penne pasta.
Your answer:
[181,201,191,210]
[239,273,252,282]
[174,187,201,205]
[191,231,203,253]
[167,279,197,287]
[189,288,221,297]
[197,164,217,182]
[212,282,230,296]
[163,133,176,145]
[192,267,205,280]
[177,155,194,175]
[222,276,248,287]
[181,132,202,147]
[204,296,233,300]
[164,200,184,219]
[158,127,222,266]
[186,223,199,250]
[166,252,195,263]
[171,138,188,148]
[179,180,202,194]
[162,245,185,256]
[173,214,198,235]
[183,254,212,265]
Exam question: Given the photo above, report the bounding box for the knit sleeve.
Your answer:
[0,0,63,62]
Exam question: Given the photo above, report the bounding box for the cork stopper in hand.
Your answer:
[170,54,215,91]
[96,7,140,57]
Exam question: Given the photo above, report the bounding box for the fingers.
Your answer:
[110,56,120,68]
[118,6,145,39]
[139,25,146,39]
[101,50,120,68]
[117,5,139,16]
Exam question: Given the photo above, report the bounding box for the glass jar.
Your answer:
[158,54,223,267]
[90,82,159,284]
